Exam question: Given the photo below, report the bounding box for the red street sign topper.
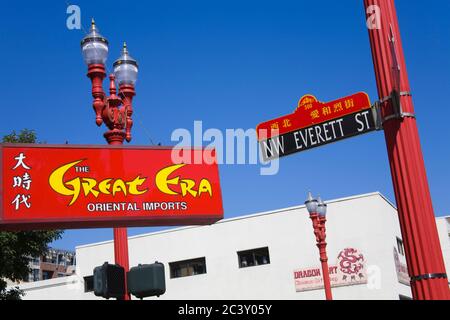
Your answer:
[256,92,372,141]
[0,144,224,231]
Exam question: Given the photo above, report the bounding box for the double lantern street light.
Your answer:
[81,19,138,145]
[81,19,139,300]
[305,192,333,300]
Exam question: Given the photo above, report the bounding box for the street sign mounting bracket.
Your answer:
[373,91,415,129]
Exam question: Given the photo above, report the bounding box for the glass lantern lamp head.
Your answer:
[81,19,109,65]
[305,192,318,214]
[317,196,327,217]
[113,43,139,86]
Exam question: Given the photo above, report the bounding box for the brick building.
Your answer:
[27,248,76,282]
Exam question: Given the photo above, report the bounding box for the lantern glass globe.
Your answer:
[305,192,318,214]
[113,43,138,86]
[81,19,108,65]
[317,197,327,217]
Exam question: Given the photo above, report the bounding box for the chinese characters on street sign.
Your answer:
[257,92,377,161]
[0,145,223,230]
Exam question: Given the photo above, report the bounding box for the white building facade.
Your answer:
[14,192,450,300]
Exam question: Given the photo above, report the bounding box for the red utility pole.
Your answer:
[87,64,134,300]
[82,20,138,300]
[313,214,333,300]
[306,194,333,300]
[364,0,449,299]
[109,77,135,301]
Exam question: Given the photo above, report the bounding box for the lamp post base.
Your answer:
[104,130,126,145]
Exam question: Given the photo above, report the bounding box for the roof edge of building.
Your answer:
[10,275,80,291]
[76,191,392,250]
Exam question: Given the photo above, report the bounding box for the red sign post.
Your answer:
[0,145,223,231]
[364,0,449,299]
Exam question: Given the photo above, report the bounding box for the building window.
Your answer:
[42,271,53,280]
[169,257,207,278]
[29,268,40,282]
[84,276,94,292]
[31,257,40,266]
[397,237,405,256]
[237,247,270,268]
[58,254,65,265]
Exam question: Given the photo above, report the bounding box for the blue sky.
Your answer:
[1,1,449,251]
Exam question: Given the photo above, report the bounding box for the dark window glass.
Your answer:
[397,237,405,256]
[169,257,207,278]
[42,271,53,280]
[238,247,270,268]
[84,276,94,292]
[33,269,40,281]
[28,269,40,282]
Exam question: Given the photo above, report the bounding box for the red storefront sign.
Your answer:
[257,92,372,141]
[0,144,223,230]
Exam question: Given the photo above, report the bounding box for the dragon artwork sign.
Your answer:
[293,248,367,292]
[0,144,223,231]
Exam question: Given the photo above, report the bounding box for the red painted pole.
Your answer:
[88,66,132,300]
[319,243,332,300]
[113,228,130,300]
[108,138,131,301]
[104,83,131,301]
[83,23,136,300]
[364,0,449,299]
[310,213,333,300]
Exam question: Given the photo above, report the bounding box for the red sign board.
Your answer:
[257,92,371,141]
[0,144,223,230]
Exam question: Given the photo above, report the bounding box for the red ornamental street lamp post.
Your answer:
[364,0,449,299]
[81,19,139,300]
[305,193,332,300]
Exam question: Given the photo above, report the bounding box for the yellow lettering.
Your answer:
[198,179,212,197]
[155,164,184,195]
[48,159,149,205]
[98,179,112,194]
[126,176,147,195]
[48,160,83,206]
[81,178,99,197]
[180,179,197,197]
[155,164,213,198]
[112,179,127,196]
[65,178,81,206]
